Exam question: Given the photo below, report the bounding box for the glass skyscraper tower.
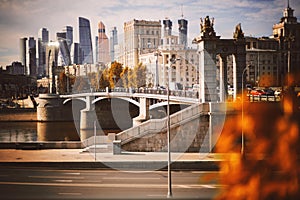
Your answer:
[38,28,49,77]
[79,17,93,64]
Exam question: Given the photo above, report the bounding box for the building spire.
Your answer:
[287,0,290,8]
[180,4,184,18]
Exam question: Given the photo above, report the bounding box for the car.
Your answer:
[263,88,275,96]
[274,90,281,97]
[250,89,266,96]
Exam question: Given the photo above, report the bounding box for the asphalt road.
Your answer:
[0,167,223,200]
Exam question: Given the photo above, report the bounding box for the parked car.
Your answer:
[263,88,275,96]
[274,90,281,97]
[250,89,266,96]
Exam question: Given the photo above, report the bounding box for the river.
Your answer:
[0,122,120,142]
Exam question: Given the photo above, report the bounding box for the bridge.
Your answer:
[37,88,232,153]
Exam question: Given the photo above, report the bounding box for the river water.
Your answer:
[0,122,120,142]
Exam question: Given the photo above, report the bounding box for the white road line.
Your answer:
[54,180,73,183]
[28,175,84,180]
[0,181,222,189]
[58,192,82,196]
[102,177,161,180]
[63,173,81,175]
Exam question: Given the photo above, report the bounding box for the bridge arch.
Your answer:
[149,101,188,110]
[92,97,140,107]
[62,98,86,105]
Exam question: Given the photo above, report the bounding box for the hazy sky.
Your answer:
[0,0,299,67]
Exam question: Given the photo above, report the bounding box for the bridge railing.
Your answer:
[116,103,210,145]
[71,87,199,99]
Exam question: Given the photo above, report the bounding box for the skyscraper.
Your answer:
[95,36,99,63]
[62,26,73,50]
[178,18,188,49]
[38,28,49,77]
[110,27,118,62]
[163,18,172,37]
[79,17,93,64]
[28,37,37,76]
[98,21,109,64]
[56,32,71,66]
[70,42,82,64]
[19,37,27,75]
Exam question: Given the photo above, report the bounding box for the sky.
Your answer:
[0,0,299,68]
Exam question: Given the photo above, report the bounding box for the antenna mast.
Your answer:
[181,4,184,18]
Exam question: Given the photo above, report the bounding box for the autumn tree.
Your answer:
[132,63,147,88]
[108,61,123,88]
[120,66,131,88]
[99,68,110,89]
[72,76,91,92]
[57,71,75,94]
[58,71,67,94]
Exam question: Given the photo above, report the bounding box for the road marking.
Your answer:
[0,181,223,189]
[102,177,161,180]
[63,172,81,175]
[58,192,81,196]
[28,175,84,180]
[54,180,73,183]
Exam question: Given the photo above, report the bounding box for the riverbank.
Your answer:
[0,141,82,149]
[0,108,37,121]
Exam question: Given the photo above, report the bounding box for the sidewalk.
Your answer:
[0,149,224,170]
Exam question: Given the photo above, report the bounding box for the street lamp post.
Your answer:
[167,56,172,198]
[167,79,172,198]
[241,66,248,155]
[284,33,294,86]
[154,50,162,88]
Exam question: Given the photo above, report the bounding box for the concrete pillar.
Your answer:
[80,96,97,141]
[113,140,122,155]
[133,97,150,126]
[198,41,218,102]
[233,40,246,100]
[219,55,228,102]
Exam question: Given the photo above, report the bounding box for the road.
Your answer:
[0,166,223,199]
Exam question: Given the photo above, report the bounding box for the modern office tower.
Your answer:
[163,18,172,37]
[70,42,82,64]
[45,41,59,92]
[95,36,99,63]
[19,37,27,75]
[273,0,300,85]
[110,27,118,62]
[28,37,37,76]
[62,26,73,50]
[178,18,188,49]
[56,32,71,66]
[98,21,110,64]
[123,19,161,67]
[38,28,49,77]
[79,17,93,64]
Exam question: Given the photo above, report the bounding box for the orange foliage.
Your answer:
[215,94,300,199]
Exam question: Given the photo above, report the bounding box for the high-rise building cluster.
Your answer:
[3,2,300,91]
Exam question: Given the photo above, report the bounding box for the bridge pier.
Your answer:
[133,97,150,126]
[80,96,98,141]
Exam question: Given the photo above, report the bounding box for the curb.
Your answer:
[0,160,220,171]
